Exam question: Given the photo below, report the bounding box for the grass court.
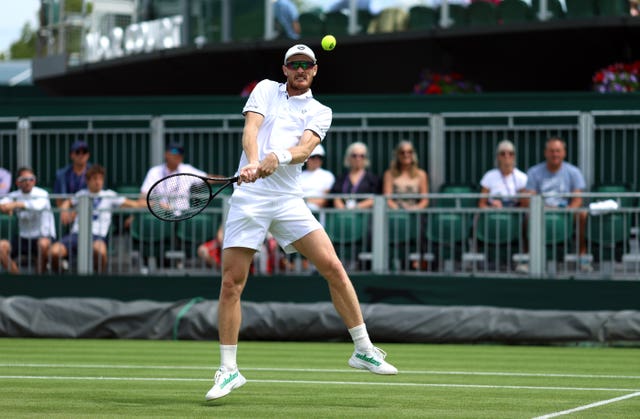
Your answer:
[0,338,639,418]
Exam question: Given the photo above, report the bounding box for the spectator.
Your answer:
[631,0,639,16]
[478,140,527,208]
[274,0,301,40]
[140,142,209,199]
[326,0,374,13]
[382,140,429,210]
[0,167,56,274]
[49,164,144,273]
[522,137,592,272]
[0,166,11,195]
[299,144,336,211]
[332,142,381,209]
[54,140,93,226]
[197,226,225,269]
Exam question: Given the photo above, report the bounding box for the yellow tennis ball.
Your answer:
[321,35,336,51]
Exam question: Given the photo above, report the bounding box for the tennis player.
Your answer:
[206,44,397,401]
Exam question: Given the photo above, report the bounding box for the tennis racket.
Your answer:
[147,173,238,222]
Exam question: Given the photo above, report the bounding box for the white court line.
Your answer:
[0,364,638,380]
[0,375,639,392]
[532,391,640,419]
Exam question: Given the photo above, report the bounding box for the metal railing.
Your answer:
[2,191,639,280]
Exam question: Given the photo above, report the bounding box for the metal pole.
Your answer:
[150,117,165,167]
[529,195,545,277]
[429,114,445,192]
[371,196,388,273]
[16,118,31,168]
[348,0,358,35]
[264,0,275,40]
[221,0,231,42]
[182,0,192,45]
[578,112,595,191]
[77,195,93,274]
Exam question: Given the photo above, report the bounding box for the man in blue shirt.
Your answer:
[274,0,301,39]
[53,140,93,226]
[522,137,591,271]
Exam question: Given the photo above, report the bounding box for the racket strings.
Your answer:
[148,175,211,221]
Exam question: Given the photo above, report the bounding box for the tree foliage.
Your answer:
[9,23,37,59]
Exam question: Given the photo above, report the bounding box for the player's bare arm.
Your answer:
[239,112,263,184]
[258,130,321,179]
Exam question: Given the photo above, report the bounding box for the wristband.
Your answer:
[272,150,292,165]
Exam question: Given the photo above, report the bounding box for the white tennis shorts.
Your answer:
[223,188,322,254]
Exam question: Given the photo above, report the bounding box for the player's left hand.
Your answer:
[256,153,279,178]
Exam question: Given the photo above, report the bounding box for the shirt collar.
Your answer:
[281,82,313,99]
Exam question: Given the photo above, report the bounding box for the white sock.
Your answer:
[220,344,237,370]
[348,324,374,353]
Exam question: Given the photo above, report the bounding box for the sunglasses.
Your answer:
[499,151,515,156]
[350,153,366,159]
[285,61,316,70]
[399,150,414,155]
[73,148,89,155]
[17,176,36,183]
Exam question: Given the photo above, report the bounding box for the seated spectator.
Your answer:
[0,167,56,274]
[0,166,11,195]
[140,142,209,199]
[332,142,381,209]
[383,140,429,210]
[299,144,335,211]
[198,226,225,269]
[478,140,527,208]
[521,136,592,272]
[274,0,301,40]
[49,164,144,273]
[54,140,93,227]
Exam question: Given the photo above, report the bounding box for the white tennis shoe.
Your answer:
[205,367,247,400]
[348,347,398,375]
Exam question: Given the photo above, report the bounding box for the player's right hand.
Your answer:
[238,162,259,184]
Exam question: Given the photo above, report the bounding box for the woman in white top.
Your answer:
[478,140,527,208]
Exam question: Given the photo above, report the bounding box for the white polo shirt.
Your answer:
[239,79,332,196]
[140,163,207,195]
[0,186,56,239]
[69,189,126,237]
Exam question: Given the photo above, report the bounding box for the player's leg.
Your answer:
[293,229,398,375]
[205,246,253,401]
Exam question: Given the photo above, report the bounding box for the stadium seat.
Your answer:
[299,11,324,38]
[325,212,367,265]
[357,10,375,34]
[177,212,221,259]
[435,184,477,208]
[0,213,18,241]
[596,0,630,16]
[387,211,419,270]
[588,212,630,262]
[130,213,174,271]
[592,184,635,207]
[407,6,439,31]
[565,0,597,18]
[531,0,566,19]
[440,4,468,27]
[115,185,140,197]
[466,1,498,26]
[476,212,522,265]
[324,11,350,36]
[497,0,534,24]
[544,212,574,261]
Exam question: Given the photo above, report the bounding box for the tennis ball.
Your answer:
[321,35,336,51]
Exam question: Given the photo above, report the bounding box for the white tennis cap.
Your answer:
[284,44,317,64]
[310,144,326,157]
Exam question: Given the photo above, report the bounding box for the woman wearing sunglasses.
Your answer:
[331,141,381,209]
[478,139,527,208]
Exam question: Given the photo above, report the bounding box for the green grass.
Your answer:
[0,339,639,418]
